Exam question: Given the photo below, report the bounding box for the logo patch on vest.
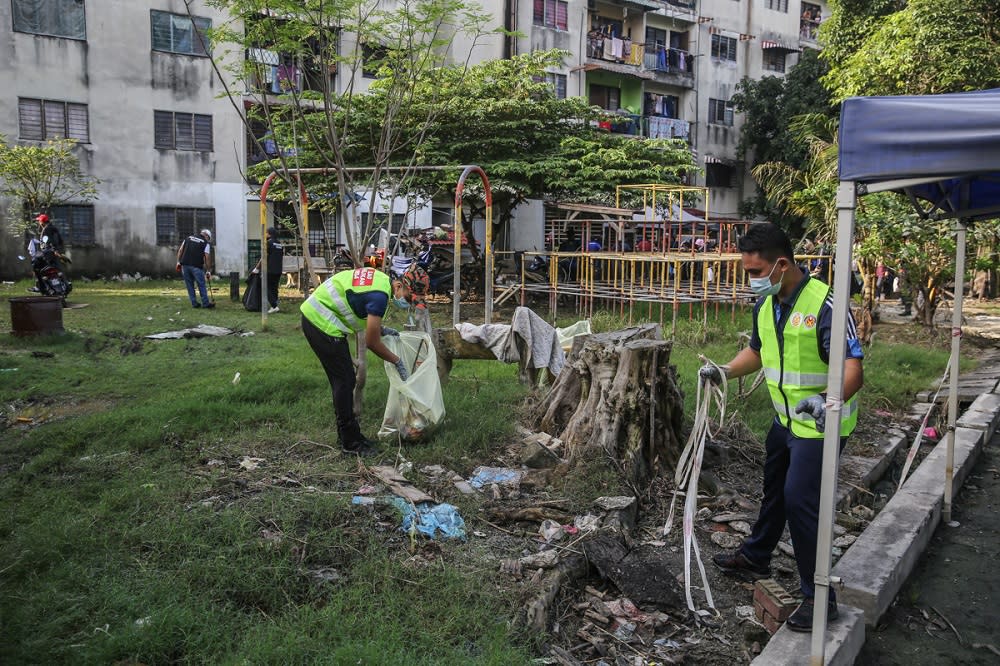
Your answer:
[352,268,376,287]
[803,314,817,329]
[790,312,803,328]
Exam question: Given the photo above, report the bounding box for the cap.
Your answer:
[35,214,49,224]
[200,229,212,240]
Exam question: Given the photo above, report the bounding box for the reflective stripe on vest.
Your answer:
[758,278,858,439]
[300,268,390,337]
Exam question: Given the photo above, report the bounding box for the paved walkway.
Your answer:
[856,432,1000,665]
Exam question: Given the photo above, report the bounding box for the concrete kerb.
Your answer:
[753,367,1000,665]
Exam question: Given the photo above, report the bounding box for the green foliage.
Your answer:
[823,0,1000,101]
[0,137,100,236]
[731,50,834,225]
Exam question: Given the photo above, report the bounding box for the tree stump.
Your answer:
[534,324,685,489]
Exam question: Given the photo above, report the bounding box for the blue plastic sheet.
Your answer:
[392,498,467,541]
[468,466,522,489]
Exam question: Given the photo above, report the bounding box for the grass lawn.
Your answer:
[0,278,966,664]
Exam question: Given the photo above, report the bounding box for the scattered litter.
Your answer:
[307,567,341,583]
[351,496,376,506]
[232,372,241,385]
[0,368,18,372]
[946,520,961,528]
[356,484,378,495]
[538,519,563,543]
[371,465,434,504]
[134,616,151,627]
[472,530,486,538]
[146,324,236,340]
[206,459,224,467]
[735,605,755,619]
[574,514,601,532]
[393,498,466,540]
[519,550,560,569]
[146,316,153,321]
[468,466,523,489]
[239,457,265,471]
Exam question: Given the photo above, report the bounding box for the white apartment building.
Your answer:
[0,0,824,278]
[1,0,247,279]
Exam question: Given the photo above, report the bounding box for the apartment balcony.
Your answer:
[642,47,695,88]
[601,113,691,142]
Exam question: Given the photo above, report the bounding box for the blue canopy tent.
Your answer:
[810,89,1000,660]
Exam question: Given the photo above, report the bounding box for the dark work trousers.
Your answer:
[739,420,847,599]
[301,315,364,444]
[266,272,281,308]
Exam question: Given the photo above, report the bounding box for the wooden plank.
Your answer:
[370,466,435,504]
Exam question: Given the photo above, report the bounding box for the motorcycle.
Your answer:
[391,232,483,301]
[32,248,72,304]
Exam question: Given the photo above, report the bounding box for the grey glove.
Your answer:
[381,326,400,337]
[795,395,827,432]
[393,358,410,381]
[698,363,727,386]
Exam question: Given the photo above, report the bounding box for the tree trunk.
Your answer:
[535,324,685,489]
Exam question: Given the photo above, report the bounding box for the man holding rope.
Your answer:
[700,223,864,632]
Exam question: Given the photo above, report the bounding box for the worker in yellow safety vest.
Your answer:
[301,266,412,457]
[698,223,864,632]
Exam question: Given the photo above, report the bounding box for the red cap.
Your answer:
[35,214,49,223]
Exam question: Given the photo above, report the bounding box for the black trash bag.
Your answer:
[242,272,262,312]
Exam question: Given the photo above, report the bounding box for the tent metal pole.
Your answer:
[943,218,967,523]
[811,181,857,662]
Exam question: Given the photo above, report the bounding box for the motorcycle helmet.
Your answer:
[587,240,602,252]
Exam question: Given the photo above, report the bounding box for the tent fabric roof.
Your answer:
[838,88,1000,220]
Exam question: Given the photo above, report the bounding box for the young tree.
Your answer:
[0,137,99,236]
[204,0,498,271]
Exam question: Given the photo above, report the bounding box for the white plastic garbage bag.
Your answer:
[379,331,445,441]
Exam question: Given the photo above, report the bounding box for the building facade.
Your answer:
[0,0,825,278]
[0,0,245,279]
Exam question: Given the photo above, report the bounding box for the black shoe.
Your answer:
[786,597,839,633]
[202,302,216,309]
[192,303,201,308]
[712,551,771,581]
[341,438,380,458]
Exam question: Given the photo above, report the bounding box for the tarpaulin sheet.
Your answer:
[838,89,1000,219]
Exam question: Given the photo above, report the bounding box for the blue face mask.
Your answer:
[394,297,410,309]
[749,261,783,297]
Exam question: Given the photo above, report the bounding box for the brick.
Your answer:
[756,604,784,635]
[753,578,796,622]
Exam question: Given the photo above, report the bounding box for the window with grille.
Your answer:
[765,0,789,12]
[18,98,89,142]
[533,0,568,30]
[545,72,567,99]
[763,49,787,73]
[710,34,737,61]
[151,10,211,56]
[12,0,87,39]
[154,111,213,151]
[156,207,216,247]
[708,98,734,126]
[48,204,95,246]
[706,163,736,188]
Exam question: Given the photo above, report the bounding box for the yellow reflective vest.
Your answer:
[757,278,858,439]
[300,268,390,338]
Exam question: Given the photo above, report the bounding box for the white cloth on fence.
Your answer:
[454,306,565,377]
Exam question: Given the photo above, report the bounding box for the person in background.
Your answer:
[32,213,66,293]
[176,229,215,309]
[252,227,284,313]
[26,229,42,292]
[300,266,412,457]
[398,263,432,334]
[701,222,864,632]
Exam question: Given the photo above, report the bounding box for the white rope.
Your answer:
[663,354,725,614]
[897,354,952,490]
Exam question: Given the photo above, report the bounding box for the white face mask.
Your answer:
[749,261,783,296]
[394,296,410,309]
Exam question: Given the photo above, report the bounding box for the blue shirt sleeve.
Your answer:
[817,296,864,364]
[347,290,389,320]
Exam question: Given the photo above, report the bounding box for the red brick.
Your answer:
[753,578,796,622]
[759,607,784,635]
